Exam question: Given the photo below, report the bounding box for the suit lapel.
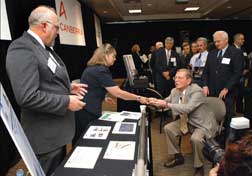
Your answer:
[23,32,71,90]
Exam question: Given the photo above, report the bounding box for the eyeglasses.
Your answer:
[46,21,59,31]
[173,76,187,80]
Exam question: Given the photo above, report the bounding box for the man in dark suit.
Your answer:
[202,31,243,137]
[155,37,183,97]
[150,41,164,88]
[6,6,87,175]
[180,42,192,68]
[232,33,249,113]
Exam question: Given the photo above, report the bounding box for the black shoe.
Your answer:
[164,156,184,168]
[194,167,204,176]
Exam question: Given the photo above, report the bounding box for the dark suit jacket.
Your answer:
[155,48,183,82]
[202,45,243,96]
[132,52,143,74]
[6,32,74,154]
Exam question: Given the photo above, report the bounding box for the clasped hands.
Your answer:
[136,97,169,108]
[148,98,169,108]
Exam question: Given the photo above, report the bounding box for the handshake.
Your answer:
[138,97,169,108]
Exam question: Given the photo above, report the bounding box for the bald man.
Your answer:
[202,31,243,141]
[6,6,87,175]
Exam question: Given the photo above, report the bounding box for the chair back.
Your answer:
[205,97,226,123]
[144,88,164,99]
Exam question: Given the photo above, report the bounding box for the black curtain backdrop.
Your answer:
[102,20,252,78]
[0,0,97,174]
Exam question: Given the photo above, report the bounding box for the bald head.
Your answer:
[155,41,163,49]
[28,6,59,47]
[233,33,245,47]
[28,6,56,27]
[213,31,229,50]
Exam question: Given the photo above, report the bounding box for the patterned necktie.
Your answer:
[195,53,202,67]
[180,95,189,135]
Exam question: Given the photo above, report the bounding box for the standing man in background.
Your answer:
[150,41,164,88]
[155,37,183,97]
[6,6,87,175]
[232,33,249,113]
[202,31,243,140]
[189,37,208,87]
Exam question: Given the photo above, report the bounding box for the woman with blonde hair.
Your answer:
[73,43,148,144]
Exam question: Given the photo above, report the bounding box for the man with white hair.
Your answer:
[202,31,243,139]
[6,6,87,175]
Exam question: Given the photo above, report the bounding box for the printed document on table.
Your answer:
[64,146,102,169]
[103,141,135,160]
[112,122,137,135]
[83,126,111,140]
[119,111,142,120]
[99,112,125,122]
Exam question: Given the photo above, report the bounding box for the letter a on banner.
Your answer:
[59,1,67,19]
[55,0,86,46]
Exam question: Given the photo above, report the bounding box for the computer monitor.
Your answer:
[123,54,138,86]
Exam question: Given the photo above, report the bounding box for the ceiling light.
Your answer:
[128,9,142,14]
[184,7,200,11]
[147,3,152,7]
[227,6,232,9]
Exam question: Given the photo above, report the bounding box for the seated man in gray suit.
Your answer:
[6,6,87,175]
[149,69,217,176]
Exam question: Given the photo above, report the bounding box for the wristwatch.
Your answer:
[136,96,141,102]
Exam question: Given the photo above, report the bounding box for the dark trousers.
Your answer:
[244,90,252,127]
[156,77,174,98]
[236,80,245,113]
[37,146,66,176]
[72,109,98,146]
[222,93,236,147]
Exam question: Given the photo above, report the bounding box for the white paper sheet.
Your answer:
[83,126,111,140]
[112,122,137,135]
[103,141,135,160]
[99,112,125,122]
[64,146,102,169]
[119,111,142,120]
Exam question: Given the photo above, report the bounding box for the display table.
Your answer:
[54,114,152,176]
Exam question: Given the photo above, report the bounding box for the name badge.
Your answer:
[221,57,231,64]
[48,57,56,73]
[243,52,248,56]
[171,57,176,62]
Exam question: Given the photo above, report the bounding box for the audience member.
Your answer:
[5,6,87,175]
[154,37,183,97]
[73,43,149,145]
[209,134,252,176]
[149,69,217,176]
[190,37,208,87]
[232,33,249,113]
[202,31,243,140]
